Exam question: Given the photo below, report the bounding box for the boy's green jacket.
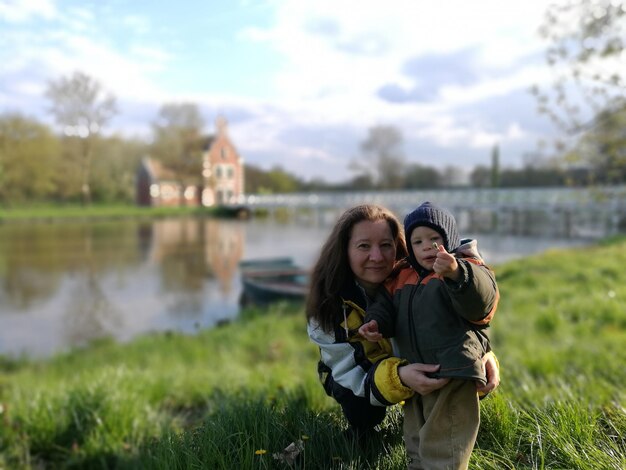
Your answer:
[366,240,499,384]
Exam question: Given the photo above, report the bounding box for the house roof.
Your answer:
[143,158,179,182]
[202,135,216,151]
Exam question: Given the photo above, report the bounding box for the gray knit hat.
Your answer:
[404,201,460,268]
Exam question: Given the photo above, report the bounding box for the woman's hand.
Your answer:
[476,351,500,395]
[398,363,450,395]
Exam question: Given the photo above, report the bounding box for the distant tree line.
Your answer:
[0,100,623,207]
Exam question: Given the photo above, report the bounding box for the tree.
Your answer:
[0,113,61,204]
[490,144,500,188]
[439,165,466,187]
[244,164,301,193]
[531,0,626,180]
[470,165,491,188]
[151,103,205,171]
[90,136,148,203]
[150,103,205,203]
[402,163,442,189]
[564,106,626,183]
[352,125,406,189]
[347,173,375,190]
[46,71,117,205]
[500,166,566,187]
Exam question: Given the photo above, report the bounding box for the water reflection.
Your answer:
[63,272,123,347]
[0,214,598,358]
[0,218,253,358]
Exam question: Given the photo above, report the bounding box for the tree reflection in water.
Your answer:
[63,270,123,348]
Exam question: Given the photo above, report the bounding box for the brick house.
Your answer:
[136,117,245,207]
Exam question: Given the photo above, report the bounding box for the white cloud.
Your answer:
[129,45,172,70]
[252,0,549,101]
[0,0,56,22]
[233,0,553,148]
[438,63,551,108]
[505,123,525,140]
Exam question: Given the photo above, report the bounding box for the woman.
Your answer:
[306,204,499,442]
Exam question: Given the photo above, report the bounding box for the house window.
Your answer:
[184,186,196,200]
[215,164,234,180]
[202,161,211,178]
[220,147,228,160]
[161,184,177,200]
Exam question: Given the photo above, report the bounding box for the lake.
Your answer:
[0,214,598,358]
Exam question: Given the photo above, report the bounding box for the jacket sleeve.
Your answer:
[368,356,415,405]
[307,319,414,406]
[364,288,397,338]
[445,259,499,325]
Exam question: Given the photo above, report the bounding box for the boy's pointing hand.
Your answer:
[433,243,461,281]
[359,320,382,342]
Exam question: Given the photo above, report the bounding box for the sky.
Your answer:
[0,0,562,183]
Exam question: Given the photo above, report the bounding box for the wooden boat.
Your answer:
[239,257,309,306]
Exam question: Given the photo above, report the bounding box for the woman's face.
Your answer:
[348,219,397,292]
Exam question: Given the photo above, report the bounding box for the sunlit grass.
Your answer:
[1,238,625,468]
[0,203,222,222]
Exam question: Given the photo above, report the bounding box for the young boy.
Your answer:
[359,201,499,470]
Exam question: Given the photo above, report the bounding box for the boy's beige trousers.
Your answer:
[403,379,479,470]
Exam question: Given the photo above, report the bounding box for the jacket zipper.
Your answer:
[407,276,419,355]
[342,303,349,339]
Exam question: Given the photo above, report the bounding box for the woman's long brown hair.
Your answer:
[305,204,407,333]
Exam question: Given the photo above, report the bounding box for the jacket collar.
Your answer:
[339,278,369,310]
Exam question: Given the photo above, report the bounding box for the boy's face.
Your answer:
[409,226,444,270]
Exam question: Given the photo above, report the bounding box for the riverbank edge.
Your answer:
[0,204,252,223]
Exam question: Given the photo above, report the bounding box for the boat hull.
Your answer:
[239,257,309,306]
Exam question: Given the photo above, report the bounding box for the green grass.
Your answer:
[0,203,256,224]
[0,205,189,222]
[0,204,235,223]
[1,239,626,469]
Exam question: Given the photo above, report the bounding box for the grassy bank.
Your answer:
[1,239,625,469]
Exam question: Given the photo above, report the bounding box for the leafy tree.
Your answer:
[439,165,466,187]
[562,106,626,184]
[347,173,375,190]
[244,164,301,193]
[402,163,442,189]
[500,166,566,187]
[491,144,500,187]
[91,136,148,203]
[45,71,117,205]
[470,165,491,188]
[266,166,300,193]
[352,125,406,188]
[150,103,205,178]
[0,113,61,204]
[532,0,625,182]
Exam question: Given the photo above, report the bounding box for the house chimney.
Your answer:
[216,116,228,136]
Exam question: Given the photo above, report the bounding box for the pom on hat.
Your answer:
[404,201,460,268]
